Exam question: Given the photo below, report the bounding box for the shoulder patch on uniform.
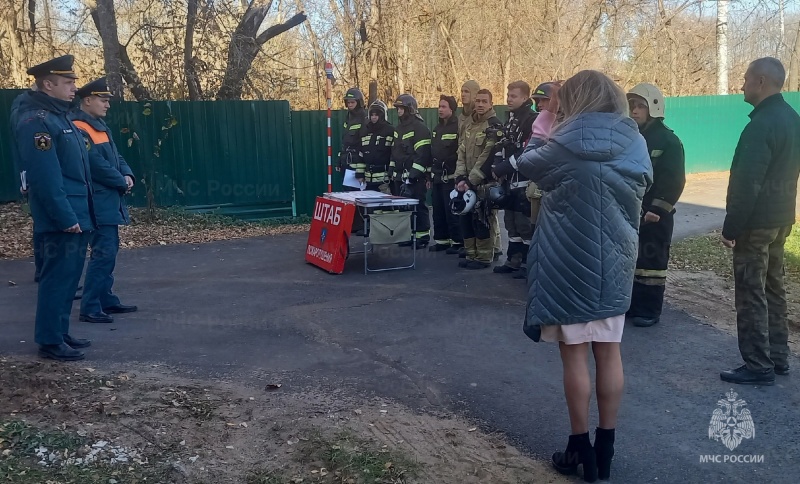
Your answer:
[34,132,52,151]
[650,150,663,157]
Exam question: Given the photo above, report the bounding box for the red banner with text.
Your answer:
[305,196,356,274]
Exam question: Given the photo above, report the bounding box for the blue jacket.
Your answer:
[69,110,133,226]
[517,113,652,338]
[14,91,95,233]
[9,93,26,188]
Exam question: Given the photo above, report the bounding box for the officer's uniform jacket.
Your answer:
[70,110,134,226]
[390,114,432,182]
[14,91,95,233]
[640,118,686,217]
[431,115,459,184]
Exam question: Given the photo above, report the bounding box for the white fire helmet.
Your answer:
[627,83,665,119]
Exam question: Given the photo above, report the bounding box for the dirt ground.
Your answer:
[0,357,570,484]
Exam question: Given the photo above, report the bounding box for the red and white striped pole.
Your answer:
[325,61,334,193]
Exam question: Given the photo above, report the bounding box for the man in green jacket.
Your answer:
[720,57,800,385]
[454,89,502,269]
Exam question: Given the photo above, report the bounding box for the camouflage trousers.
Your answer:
[733,226,793,371]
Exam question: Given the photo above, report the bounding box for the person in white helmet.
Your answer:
[626,83,686,328]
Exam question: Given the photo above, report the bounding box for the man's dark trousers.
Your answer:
[733,226,792,372]
[35,231,91,345]
[81,225,122,314]
[628,212,674,320]
[431,180,461,246]
[33,231,43,281]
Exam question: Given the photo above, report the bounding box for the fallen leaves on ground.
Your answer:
[0,202,310,260]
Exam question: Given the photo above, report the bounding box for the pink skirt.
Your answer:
[539,314,625,344]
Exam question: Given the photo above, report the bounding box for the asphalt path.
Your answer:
[1,195,798,483]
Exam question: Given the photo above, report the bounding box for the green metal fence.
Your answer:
[3,91,800,216]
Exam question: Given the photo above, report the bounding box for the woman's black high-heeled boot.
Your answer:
[552,432,598,482]
[594,427,615,480]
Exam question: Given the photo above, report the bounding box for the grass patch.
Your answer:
[0,421,85,456]
[0,421,171,484]
[298,429,420,484]
[0,455,171,484]
[246,469,289,484]
[670,227,800,281]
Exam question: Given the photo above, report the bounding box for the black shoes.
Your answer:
[458,259,469,268]
[493,265,518,274]
[458,247,467,258]
[594,428,615,481]
[465,261,490,270]
[103,304,138,314]
[445,245,463,255]
[552,432,597,482]
[63,334,91,349]
[80,312,114,324]
[629,316,659,327]
[38,343,85,361]
[720,365,775,385]
[398,238,429,249]
[775,364,790,376]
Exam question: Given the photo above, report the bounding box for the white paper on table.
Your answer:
[342,169,365,190]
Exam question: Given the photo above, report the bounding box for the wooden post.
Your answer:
[325,61,334,193]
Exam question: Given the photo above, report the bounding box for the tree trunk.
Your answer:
[184,0,201,100]
[789,21,800,91]
[1,3,30,86]
[215,3,306,100]
[119,44,153,100]
[90,0,124,97]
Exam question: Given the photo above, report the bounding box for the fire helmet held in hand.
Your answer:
[488,183,512,209]
[450,188,477,215]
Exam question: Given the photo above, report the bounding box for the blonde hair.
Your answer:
[555,70,628,130]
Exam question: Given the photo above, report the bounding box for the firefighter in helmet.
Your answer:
[359,100,395,193]
[626,83,686,327]
[390,94,432,248]
[339,88,368,190]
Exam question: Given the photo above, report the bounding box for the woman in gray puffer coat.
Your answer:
[517,70,652,482]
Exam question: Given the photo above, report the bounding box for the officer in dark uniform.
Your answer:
[10,88,44,282]
[71,77,138,324]
[429,94,461,252]
[626,83,686,327]
[390,94,432,248]
[13,55,95,361]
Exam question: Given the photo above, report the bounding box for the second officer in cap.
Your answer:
[13,55,94,361]
[70,77,138,324]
